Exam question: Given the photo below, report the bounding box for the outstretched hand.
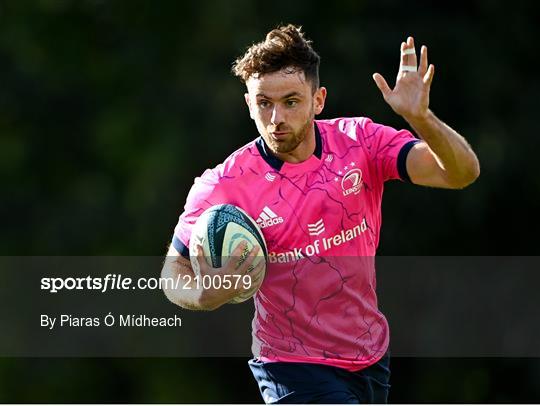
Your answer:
[373,36,435,122]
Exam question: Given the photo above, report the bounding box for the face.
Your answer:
[245,69,326,157]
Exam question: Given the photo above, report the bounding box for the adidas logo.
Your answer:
[256,206,284,229]
[307,218,325,236]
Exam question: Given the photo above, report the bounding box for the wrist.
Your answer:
[404,109,433,127]
[198,286,235,311]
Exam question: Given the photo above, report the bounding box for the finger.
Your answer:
[399,41,407,69]
[248,264,265,285]
[249,255,265,276]
[419,45,428,76]
[226,240,248,267]
[239,246,260,273]
[405,36,417,68]
[195,244,209,272]
[400,37,417,73]
[232,240,248,256]
[224,242,256,272]
[423,64,435,86]
[372,73,392,98]
[246,260,266,284]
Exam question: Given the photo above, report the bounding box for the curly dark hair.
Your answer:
[232,24,321,91]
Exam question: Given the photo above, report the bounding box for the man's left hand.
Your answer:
[373,36,435,123]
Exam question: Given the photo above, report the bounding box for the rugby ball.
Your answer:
[189,204,267,303]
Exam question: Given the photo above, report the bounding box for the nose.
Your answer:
[270,105,283,125]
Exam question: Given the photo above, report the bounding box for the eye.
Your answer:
[286,99,298,107]
[258,100,270,108]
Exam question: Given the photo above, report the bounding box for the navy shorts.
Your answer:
[248,352,391,404]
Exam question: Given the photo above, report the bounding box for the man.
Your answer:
[162,25,479,403]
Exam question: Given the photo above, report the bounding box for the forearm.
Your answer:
[161,257,209,311]
[407,110,480,188]
[161,255,241,311]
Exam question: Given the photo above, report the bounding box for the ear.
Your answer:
[244,93,254,120]
[313,87,327,115]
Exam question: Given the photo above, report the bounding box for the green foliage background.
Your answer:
[1,0,538,402]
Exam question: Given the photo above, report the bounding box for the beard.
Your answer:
[264,116,313,155]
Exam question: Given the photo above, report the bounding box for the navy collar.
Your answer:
[255,122,322,171]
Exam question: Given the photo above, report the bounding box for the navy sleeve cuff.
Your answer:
[172,236,190,258]
[397,140,421,182]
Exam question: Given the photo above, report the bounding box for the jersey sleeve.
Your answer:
[359,117,420,182]
[172,167,225,258]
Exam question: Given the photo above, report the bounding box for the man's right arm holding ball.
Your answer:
[161,242,263,311]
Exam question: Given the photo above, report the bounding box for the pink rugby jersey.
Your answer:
[173,117,419,371]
